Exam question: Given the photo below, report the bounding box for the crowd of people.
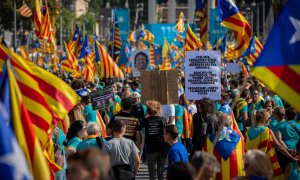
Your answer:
[51,71,300,180]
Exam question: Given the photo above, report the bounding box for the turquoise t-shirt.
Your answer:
[107,94,122,119]
[67,137,81,149]
[214,101,221,112]
[84,104,97,123]
[289,161,300,180]
[142,104,147,115]
[175,105,184,135]
[273,95,284,107]
[269,117,278,132]
[236,102,248,132]
[275,120,300,149]
[77,136,106,151]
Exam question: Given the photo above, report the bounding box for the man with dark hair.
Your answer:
[233,89,251,134]
[163,125,188,166]
[104,119,141,180]
[106,98,142,150]
[67,148,112,180]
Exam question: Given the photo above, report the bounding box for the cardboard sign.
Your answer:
[225,63,240,73]
[140,70,178,104]
[90,88,115,110]
[185,51,221,101]
[131,50,150,77]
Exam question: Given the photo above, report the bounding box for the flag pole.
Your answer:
[111,9,115,60]
[14,0,17,51]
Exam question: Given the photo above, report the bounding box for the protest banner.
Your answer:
[140,70,178,104]
[131,50,150,77]
[185,51,221,100]
[225,63,240,73]
[90,88,115,110]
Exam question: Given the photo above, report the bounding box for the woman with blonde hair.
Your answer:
[246,110,295,179]
[141,100,167,180]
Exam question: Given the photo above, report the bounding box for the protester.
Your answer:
[265,99,278,131]
[179,93,193,153]
[190,151,220,180]
[191,98,218,156]
[203,112,245,179]
[77,122,106,150]
[248,87,265,122]
[161,103,176,125]
[104,119,140,180]
[67,148,112,180]
[284,139,300,179]
[163,125,188,165]
[245,109,295,179]
[274,107,300,170]
[141,100,167,180]
[82,95,97,123]
[234,89,250,134]
[65,120,87,157]
[106,98,142,149]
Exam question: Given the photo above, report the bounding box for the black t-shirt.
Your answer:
[131,102,145,120]
[107,111,141,142]
[141,116,167,154]
[192,113,218,150]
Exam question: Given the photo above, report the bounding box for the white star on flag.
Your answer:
[226,0,236,10]
[0,139,32,180]
[218,127,232,142]
[289,16,300,44]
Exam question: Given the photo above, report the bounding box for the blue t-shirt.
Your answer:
[52,128,66,149]
[168,141,189,165]
[175,105,184,135]
[84,104,97,123]
[77,136,106,151]
[275,120,300,149]
[273,95,284,107]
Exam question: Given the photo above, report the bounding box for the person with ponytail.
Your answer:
[65,120,87,157]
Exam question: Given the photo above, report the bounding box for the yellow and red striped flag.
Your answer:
[18,2,32,17]
[95,41,124,79]
[1,59,51,179]
[149,44,155,67]
[61,42,80,76]
[203,129,245,180]
[34,0,43,38]
[184,24,202,52]
[20,45,31,61]
[0,44,80,148]
[219,0,251,57]
[142,30,155,43]
[246,127,284,179]
[176,12,185,33]
[243,36,263,66]
[34,0,54,43]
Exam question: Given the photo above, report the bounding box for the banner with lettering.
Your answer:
[185,51,221,100]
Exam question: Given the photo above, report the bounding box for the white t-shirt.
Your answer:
[190,104,197,115]
[161,104,175,124]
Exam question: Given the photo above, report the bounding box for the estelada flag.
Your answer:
[203,127,245,180]
[246,126,283,179]
[218,0,251,57]
[252,0,300,112]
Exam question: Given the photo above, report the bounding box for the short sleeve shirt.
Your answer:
[175,105,184,134]
[275,120,300,149]
[161,104,175,124]
[67,137,81,149]
[84,104,97,123]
